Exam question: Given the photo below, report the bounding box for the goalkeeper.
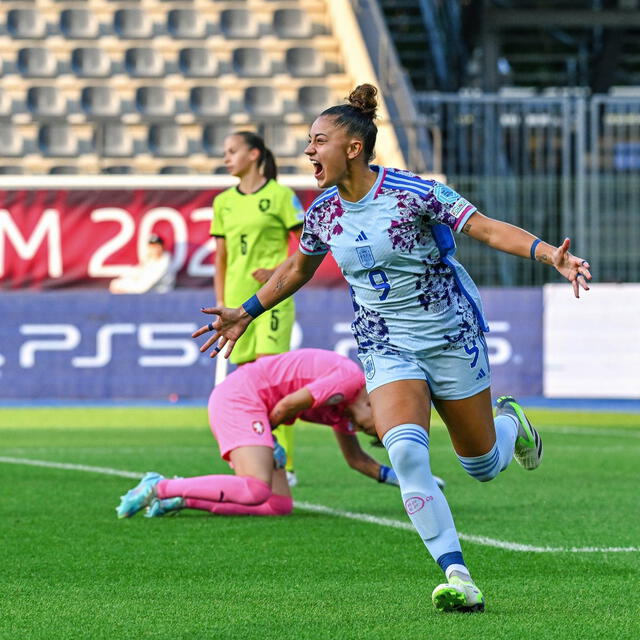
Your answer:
[116,349,443,518]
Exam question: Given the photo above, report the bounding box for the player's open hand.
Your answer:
[192,306,252,358]
[252,268,275,284]
[552,237,592,298]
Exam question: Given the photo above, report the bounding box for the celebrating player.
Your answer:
[116,349,445,519]
[212,131,304,484]
[193,84,592,613]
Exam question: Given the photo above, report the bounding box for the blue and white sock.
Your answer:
[382,423,466,574]
[457,414,518,482]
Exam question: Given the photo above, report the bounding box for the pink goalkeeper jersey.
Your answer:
[241,348,365,433]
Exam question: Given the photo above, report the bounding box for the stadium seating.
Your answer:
[0,0,352,173]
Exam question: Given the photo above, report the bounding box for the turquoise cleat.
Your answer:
[145,497,185,518]
[116,472,164,519]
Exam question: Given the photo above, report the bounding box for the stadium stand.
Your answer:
[0,0,403,174]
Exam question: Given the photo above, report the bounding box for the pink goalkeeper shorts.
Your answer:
[208,372,274,461]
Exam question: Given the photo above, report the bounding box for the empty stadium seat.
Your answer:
[39,124,78,157]
[71,47,111,77]
[114,9,154,39]
[202,123,236,156]
[125,48,164,77]
[81,86,121,118]
[232,48,272,78]
[297,85,330,115]
[27,86,67,118]
[7,9,47,39]
[272,9,312,39]
[159,165,195,174]
[60,9,100,39]
[49,166,80,174]
[286,47,324,77]
[0,125,23,157]
[17,48,58,78]
[266,124,298,156]
[178,48,218,77]
[148,124,188,157]
[0,166,25,175]
[220,9,259,39]
[167,9,207,39]
[136,87,175,118]
[189,86,228,118]
[244,86,284,118]
[95,123,134,157]
[101,165,134,175]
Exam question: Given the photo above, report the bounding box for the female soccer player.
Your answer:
[212,131,305,483]
[193,85,592,613]
[116,349,416,519]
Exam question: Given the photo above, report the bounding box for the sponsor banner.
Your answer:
[544,284,640,398]
[0,187,344,290]
[0,288,542,400]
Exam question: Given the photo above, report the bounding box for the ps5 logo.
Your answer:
[7,323,200,369]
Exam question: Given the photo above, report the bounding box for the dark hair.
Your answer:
[148,233,164,246]
[233,131,277,181]
[320,84,378,162]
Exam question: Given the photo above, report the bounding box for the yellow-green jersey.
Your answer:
[210,179,304,307]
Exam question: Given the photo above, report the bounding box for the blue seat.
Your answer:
[39,124,78,157]
[0,125,23,157]
[232,47,272,78]
[273,9,312,39]
[17,48,58,78]
[114,9,153,39]
[189,86,228,118]
[178,48,218,77]
[202,123,235,156]
[81,86,121,118]
[7,9,47,39]
[27,87,67,118]
[60,9,99,39]
[167,9,207,39]
[220,9,259,39]
[49,166,80,174]
[160,165,195,174]
[125,48,164,77]
[148,124,188,157]
[136,87,175,118]
[286,47,325,77]
[71,47,111,77]
[95,123,134,157]
[297,85,330,115]
[244,86,284,118]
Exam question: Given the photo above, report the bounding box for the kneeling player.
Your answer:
[116,349,444,518]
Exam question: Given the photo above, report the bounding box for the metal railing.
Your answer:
[413,92,639,285]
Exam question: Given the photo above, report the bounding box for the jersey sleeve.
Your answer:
[298,207,329,255]
[278,186,305,230]
[209,196,225,237]
[422,181,477,234]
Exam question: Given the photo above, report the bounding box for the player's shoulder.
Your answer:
[214,185,239,205]
[381,166,437,196]
[307,186,339,213]
[265,179,294,197]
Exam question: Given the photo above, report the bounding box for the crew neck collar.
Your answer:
[236,178,270,196]
[339,166,384,210]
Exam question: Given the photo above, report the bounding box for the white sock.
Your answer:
[382,424,462,564]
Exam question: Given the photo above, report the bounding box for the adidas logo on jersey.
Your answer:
[355,231,368,242]
[475,368,487,380]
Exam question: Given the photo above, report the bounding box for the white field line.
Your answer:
[2,455,638,554]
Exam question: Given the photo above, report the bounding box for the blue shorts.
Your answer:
[357,335,491,400]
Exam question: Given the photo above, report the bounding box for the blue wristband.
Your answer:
[378,465,399,486]
[242,294,266,318]
[530,238,542,261]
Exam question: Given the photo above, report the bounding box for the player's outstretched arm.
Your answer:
[268,388,314,426]
[334,431,395,482]
[461,212,592,298]
[193,250,325,357]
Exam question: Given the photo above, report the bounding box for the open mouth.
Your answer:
[310,160,323,180]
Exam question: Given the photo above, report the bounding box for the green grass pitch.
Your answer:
[1,407,639,639]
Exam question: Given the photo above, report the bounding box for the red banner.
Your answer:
[0,187,345,290]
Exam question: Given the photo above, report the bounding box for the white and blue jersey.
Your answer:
[299,166,491,398]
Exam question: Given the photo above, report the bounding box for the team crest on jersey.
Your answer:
[251,421,265,435]
[434,184,459,205]
[363,355,375,380]
[259,198,271,212]
[356,245,375,269]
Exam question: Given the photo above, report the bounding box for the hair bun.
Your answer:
[347,84,378,119]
